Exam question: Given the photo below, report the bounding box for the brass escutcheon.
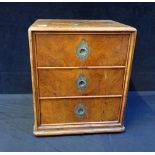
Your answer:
[76,40,90,61]
[75,103,87,118]
[76,74,88,91]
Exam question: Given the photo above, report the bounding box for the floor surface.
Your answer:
[0,91,155,152]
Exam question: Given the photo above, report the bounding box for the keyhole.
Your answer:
[79,48,87,56]
[78,108,84,115]
[75,103,87,118]
[79,80,86,88]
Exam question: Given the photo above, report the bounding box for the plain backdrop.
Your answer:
[0,3,155,152]
[0,2,155,93]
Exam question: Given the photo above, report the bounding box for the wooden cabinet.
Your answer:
[28,19,137,136]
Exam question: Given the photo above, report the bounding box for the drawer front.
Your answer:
[36,34,130,67]
[38,69,124,97]
[40,98,121,124]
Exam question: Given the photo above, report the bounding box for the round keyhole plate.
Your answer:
[75,103,87,118]
[78,80,86,88]
[76,40,90,61]
[76,74,88,91]
[79,48,87,56]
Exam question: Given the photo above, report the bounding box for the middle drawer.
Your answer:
[38,68,125,97]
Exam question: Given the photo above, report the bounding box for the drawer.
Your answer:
[36,34,130,67]
[40,97,121,124]
[38,68,124,97]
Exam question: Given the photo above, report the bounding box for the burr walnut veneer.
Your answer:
[28,19,136,136]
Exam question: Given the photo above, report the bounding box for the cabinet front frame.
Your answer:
[28,31,136,133]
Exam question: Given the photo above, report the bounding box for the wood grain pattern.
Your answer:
[38,68,125,97]
[40,98,121,124]
[28,19,137,136]
[36,34,130,67]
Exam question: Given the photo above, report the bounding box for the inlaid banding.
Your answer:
[37,66,126,69]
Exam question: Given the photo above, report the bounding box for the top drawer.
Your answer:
[35,33,130,67]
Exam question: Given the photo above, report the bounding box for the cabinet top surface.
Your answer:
[29,19,136,32]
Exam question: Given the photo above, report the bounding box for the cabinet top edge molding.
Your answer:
[28,19,137,32]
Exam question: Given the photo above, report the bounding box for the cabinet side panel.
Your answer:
[28,30,40,129]
[120,31,137,124]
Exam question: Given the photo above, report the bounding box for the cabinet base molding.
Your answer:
[33,124,125,136]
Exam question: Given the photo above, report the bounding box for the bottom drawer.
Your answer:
[40,98,122,125]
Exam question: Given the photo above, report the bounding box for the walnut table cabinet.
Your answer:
[28,19,137,136]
